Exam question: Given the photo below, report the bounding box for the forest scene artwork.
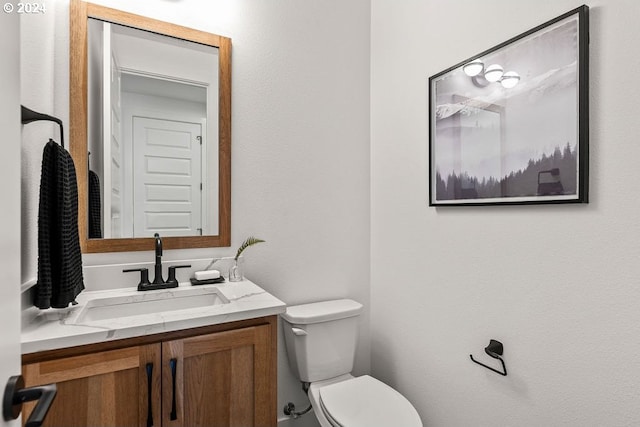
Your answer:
[428,6,588,206]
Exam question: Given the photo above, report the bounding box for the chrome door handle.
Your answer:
[3,375,57,427]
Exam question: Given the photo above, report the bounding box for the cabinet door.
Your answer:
[162,324,274,427]
[22,344,161,427]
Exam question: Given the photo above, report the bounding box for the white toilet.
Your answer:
[281,299,422,427]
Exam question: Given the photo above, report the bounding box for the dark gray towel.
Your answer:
[35,140,85,309]
[88,170,102,238]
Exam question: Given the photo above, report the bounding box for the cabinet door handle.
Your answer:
[170,358,178,421]
[146,363,154,427]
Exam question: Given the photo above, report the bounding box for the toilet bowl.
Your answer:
[281,299,422,427]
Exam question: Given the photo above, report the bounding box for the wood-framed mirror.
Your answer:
[70,0,231,253]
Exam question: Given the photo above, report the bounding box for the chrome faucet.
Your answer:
[123,233,191,291]
[153,233,164,285]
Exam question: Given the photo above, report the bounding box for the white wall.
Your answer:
[371,1,640,426]
[1,11,23,426]
[21,1,68,285]
[20,1,370,425]
[22,0,640,426]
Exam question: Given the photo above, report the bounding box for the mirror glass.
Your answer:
[87,19,219,238]
[70,0,231,252]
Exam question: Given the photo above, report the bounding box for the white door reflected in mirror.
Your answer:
[132,116,207,237]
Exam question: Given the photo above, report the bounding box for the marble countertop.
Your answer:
[21,279,286,355]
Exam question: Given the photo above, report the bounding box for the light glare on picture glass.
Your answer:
[484,64,504,82]
[463,59,484,77]
[500,71,520,88]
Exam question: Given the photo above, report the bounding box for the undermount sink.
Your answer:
[71,286,229,324]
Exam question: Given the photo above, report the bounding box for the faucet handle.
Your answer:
[123,268,150,291]
[166,265,192,287]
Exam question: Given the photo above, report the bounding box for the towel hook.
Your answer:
[21,105,65,148]
[470,339,507,376]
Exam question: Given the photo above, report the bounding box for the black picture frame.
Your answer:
[428,5,589,206]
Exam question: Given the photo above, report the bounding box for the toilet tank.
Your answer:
[281,299,363,383]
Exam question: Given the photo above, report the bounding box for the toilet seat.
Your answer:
[315,375,422,427]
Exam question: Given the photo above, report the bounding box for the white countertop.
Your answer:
[21,279,286,355]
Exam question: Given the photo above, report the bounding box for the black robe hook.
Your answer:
[470,339,507,376]
[21,105,65,148]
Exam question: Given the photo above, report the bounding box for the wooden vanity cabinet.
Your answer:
[21,316,277,427]
[162,324,272,426]
[22,343,161,427]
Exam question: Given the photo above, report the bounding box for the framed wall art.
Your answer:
[428,5,589,206]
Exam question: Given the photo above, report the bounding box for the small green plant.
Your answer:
[235,236,265,261]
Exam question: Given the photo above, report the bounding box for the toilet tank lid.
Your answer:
[281,299,363,324]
